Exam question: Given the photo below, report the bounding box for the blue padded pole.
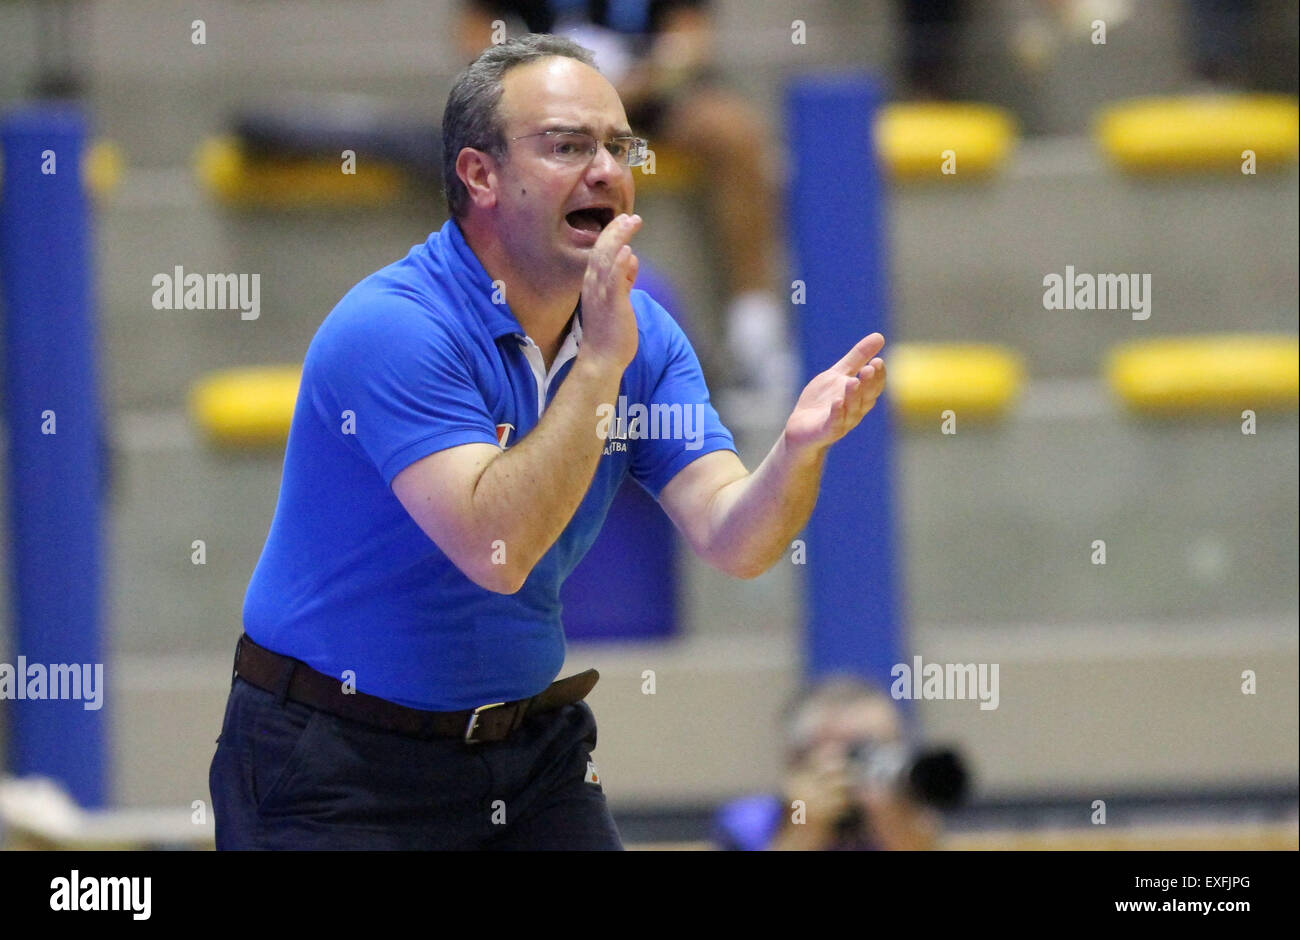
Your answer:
[785,74,903,689]
[1,105,107,807]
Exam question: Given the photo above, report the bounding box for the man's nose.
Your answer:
[584,143,624,182]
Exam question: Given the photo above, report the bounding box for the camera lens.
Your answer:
[908,748,968,809]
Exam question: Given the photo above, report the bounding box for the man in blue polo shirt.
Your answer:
[208,33,887,850]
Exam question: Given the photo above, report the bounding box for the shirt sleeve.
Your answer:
[305,290,501,487]
[629,294,738,499]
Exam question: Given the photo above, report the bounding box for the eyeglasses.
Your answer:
[510,130,649,167]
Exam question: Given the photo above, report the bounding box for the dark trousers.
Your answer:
[208,676,623,850]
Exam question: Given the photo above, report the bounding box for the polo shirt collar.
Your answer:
[443,217,584,347]
[445,218,523,340]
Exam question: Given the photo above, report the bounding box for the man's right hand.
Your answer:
[393,218,642,595]
[579,213,641,372]
[768,752,860,850]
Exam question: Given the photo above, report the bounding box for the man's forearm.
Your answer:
[469,353,622,587]
[703,432,828,578]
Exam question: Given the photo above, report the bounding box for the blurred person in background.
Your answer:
[716,677,961,850]
[1184,0,1267,89]
[457,0,796,406]
[898,0,969,100]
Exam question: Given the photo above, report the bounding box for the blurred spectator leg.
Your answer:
[901,0,968,100]
[659,88,796,403]
[1185,0,1259,88]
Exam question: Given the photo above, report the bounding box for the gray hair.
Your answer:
[781,675,898,758]
[442,34,598,218]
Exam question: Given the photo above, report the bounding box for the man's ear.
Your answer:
[456,147,499,211]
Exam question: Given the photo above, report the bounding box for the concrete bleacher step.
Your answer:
[889,145,1298,379]
[898,386,1297,626]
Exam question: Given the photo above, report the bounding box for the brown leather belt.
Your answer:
[232,633,598,744]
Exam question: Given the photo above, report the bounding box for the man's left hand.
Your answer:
[782,332,887,452]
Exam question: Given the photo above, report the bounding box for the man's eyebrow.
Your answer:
[540,122,636,138]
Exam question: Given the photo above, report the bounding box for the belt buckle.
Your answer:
[464,702,506,744]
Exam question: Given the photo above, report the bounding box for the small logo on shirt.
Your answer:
[585,761,600,786]
[496,423,515,449]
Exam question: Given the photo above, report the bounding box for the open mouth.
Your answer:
[564,207,615,236]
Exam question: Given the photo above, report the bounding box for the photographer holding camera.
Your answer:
[716,677,966,851]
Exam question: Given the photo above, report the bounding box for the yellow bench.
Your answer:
[889,342,1025,425]
[1095,94,1300,174]
[1106,333,1299,416]
[189,366,302,448]
[194,135,409,208]
[875,102,1019,181]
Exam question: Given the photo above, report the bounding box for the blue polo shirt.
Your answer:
[242,219,736,710]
